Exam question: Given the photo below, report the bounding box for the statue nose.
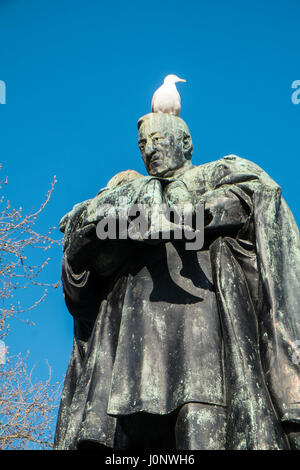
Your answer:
[145,141,155,156]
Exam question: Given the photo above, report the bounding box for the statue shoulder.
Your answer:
[103,170,144,191]
[59,200,91,234]
[219,154,280,188]
[189,154,268,175]
[181,155,279,191]
[220,154,265,174]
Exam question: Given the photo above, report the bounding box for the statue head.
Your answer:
[137,113,193,177]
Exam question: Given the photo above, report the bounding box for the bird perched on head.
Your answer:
[151,74,186,116]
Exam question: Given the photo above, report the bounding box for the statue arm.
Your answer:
[61,251,101,321]
[201,185,252,234]
[64,224,99,274]
[61,176,252,282]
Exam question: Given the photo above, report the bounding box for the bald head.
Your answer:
[138,113,193,177]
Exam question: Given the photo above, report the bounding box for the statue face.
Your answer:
[138,122,187,177]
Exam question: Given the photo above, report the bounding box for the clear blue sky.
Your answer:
[0,0,299,442]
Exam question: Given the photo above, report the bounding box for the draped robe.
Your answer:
[54,155,300,450]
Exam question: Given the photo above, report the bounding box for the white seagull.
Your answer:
[151,74,186,116]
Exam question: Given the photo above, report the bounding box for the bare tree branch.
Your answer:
[0,168,62,449]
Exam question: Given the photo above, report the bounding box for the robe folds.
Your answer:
[54,156,300,450]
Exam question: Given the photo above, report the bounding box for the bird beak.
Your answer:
[179,78,186,83]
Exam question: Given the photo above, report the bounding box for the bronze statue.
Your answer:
[54,112,300,450]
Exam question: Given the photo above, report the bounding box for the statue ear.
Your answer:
[183,135,193,160]
[183,135,191,148]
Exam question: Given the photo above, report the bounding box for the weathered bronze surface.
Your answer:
[54,113,300,450]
